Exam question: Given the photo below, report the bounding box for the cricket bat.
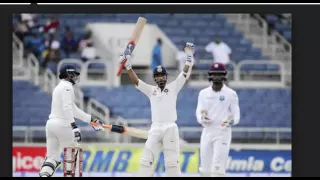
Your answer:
[90,122,148,139]
[116,17,147,76]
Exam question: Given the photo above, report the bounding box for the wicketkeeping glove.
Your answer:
[201,116,213,127]
[222,116,235,128]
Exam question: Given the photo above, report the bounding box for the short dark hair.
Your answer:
[157,38,162,45]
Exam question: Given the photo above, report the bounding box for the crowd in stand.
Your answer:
[13,14,99,73]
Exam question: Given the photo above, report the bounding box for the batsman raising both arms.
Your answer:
[196,62,240,177]
[39,65,105,177]
[119,42,195,177]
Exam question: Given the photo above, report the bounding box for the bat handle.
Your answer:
[116,59,127,76]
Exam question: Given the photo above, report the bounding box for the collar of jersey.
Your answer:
[211,84,226,93]
[61,79,73,85]
[156,86,167,92]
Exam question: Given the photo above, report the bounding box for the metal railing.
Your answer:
[87,98,110,125]
[252,14,274,53]
[26,54,39,86]
[12,36,112,141]
[179,127,291,145]
[13,124,291,145]
[254,14,292,60]
[57,59,110,87]
[13,142,291,151]
[12,33,24,68]
[82,59,110,86]
[43,68,57,94]
[235,60,285,82]
[119,59,288,88]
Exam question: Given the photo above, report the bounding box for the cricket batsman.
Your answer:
[196,62,240,177]
[39,65,105,177]
[119,42,195,177]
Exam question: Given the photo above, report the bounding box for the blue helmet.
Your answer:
[153,65,168,87]
[153,65,167,77]
[59,65,80,85]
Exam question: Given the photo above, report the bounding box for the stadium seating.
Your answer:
[80,86,292,140]
[13,80,52,126]
[13,13,276,73]
[12,80,291,140]
[263,14,292,42]
[12,80,96,140]
[12,80,88,126]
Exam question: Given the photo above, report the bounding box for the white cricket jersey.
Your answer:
[196,84,240,128]
[205,42,232,65]
[48,80,91,127]
[135,73,187,124]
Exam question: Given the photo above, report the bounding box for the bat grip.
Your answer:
[111,125,126,134]
[116,59,127,76]
[117,41,135,76]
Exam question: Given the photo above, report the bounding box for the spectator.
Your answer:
[151,38,162,70]
[78,30,92,52]
[205,37,232,65]
[14,16,29,42]
[40,15,59,34]
[41,35,61,67]
[81,42,99,62]
[41,45,61,68]
[44,34,61,52]
[27,34,43,57]
[20,13,36,29]
[176,43,187,72]
[61,26,77,58]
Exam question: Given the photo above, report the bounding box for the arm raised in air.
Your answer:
[120,54,153,97]
[173,42,196,93]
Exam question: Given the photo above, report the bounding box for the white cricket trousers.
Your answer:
[45,119,78,162]
[138,122,181,177]
[199,126,232,177]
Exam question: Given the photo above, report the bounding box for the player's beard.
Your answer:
[71,75,80,85]
[157,79,167,88]
[154,76,167,88]
[211,81,223,91]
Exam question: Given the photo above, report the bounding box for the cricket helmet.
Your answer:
[207,62,227,82]
[59,65,80,85]
[153,65,168,87]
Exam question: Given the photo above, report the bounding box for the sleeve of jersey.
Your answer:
[135,79,153,97]
[174,72,187,93]
[195,91,204,124]
[230,92,240,125]
[205,42,213,52]
[73,103,91,123]
[61,88,75,124]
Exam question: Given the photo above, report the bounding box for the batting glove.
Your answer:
[119,54,132,70]
[184,42,195,66]
[71,123,81,143]
[91,116,104,131]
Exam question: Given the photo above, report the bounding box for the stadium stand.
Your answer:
[13,13,278,73]
[12,13,291,143]
[12,79,291,141]
[12,13,292,177]
[262,14,292,42]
